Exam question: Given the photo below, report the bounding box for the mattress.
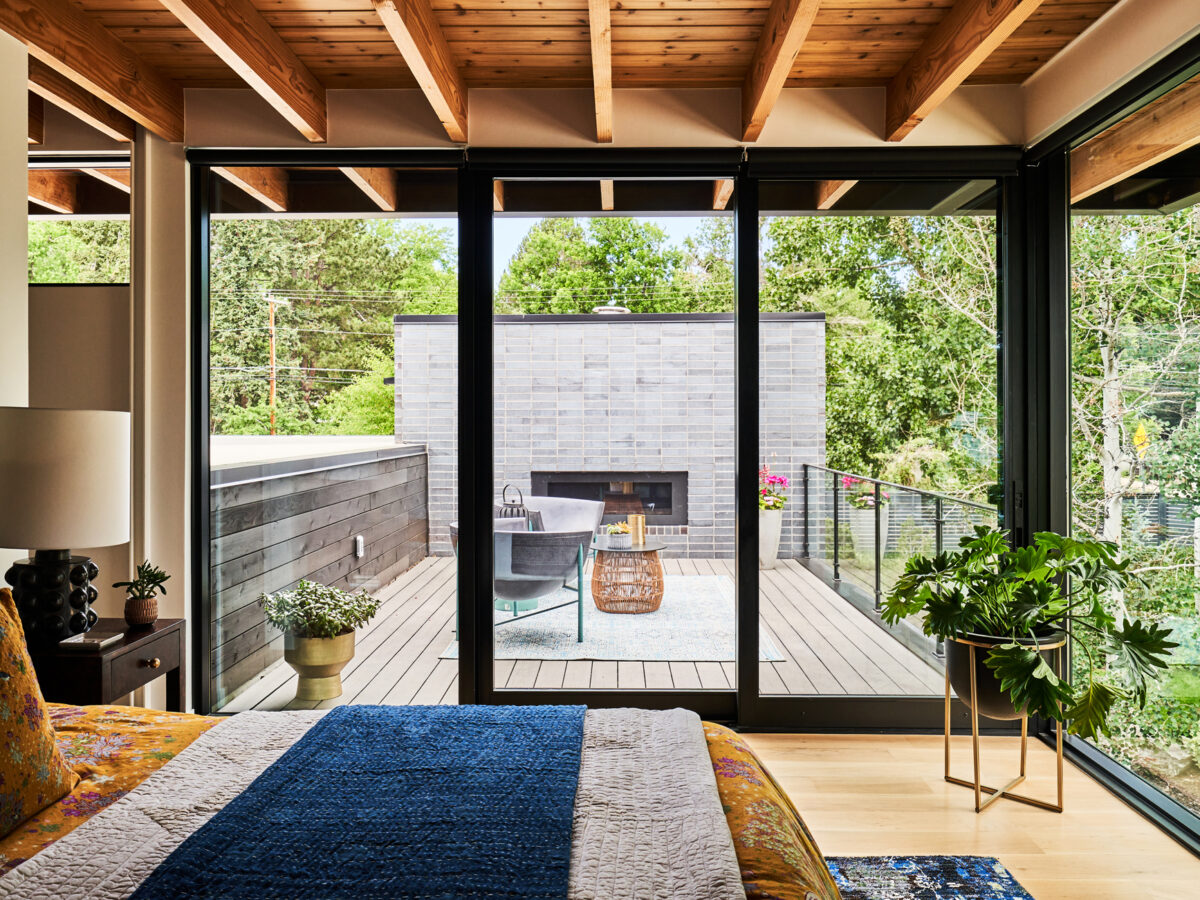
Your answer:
[0,704,840,900]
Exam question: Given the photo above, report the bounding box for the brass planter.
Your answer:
[284,630,355,701]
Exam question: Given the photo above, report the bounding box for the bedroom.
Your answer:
[4,0,1200,896]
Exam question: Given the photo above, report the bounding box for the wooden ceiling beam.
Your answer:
[600,179,614,211]
[712,179,734,211]
[28,95,43,145]
[816,179,856,210]
[741,0,821,142]
[81,168,132,193]
[340,167,398,211]
[1071,78,1200,204]
[213,167,289,213]
[29,171,77,215]
[885,0,1046,142]
[372,0,468,143]
[28,59,138,143]
[493,180,505,212]
[159,0,327,142]
[588,0,613,143]
[1,0,183,142]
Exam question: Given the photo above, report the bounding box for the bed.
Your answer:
[0,702,840,899]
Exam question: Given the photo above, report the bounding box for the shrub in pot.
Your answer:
[113,560,170,628]
[882,526,1177,738]
[259,580,380,701]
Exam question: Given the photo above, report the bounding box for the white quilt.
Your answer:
[0,707,744,900]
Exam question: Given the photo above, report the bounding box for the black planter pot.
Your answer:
[947,633,1065,721]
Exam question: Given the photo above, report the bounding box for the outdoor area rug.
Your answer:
[441,575,785,662]
[827,856,1035,900]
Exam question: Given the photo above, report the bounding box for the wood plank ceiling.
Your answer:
[18,0,1119,146]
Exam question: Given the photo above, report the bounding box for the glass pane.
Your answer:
[207,166,457,712]
[29,164,130,283]
[1071,79,1200,815]
[490,177,736,691]
[759,179,1001,697]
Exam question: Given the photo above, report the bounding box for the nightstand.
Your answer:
[30,618,186,712]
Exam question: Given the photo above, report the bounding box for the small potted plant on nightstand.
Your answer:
[259,580,380,701]
[113,560,170,628]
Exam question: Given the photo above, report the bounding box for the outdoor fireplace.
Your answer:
[531,471,687,526]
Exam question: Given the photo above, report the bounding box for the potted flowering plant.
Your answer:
[842,475,890,559]
[259,580,380,701]
[605,521,633,549]
[759,466,789,569]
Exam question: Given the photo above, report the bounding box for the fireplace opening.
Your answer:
[531,471,688,526]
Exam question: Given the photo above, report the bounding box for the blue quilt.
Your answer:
[131,704,587,899]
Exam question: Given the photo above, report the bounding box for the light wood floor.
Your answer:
[224,554,942,712]
[747,733,1200,900]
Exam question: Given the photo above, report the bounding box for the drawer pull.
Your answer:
[142,657,162,669]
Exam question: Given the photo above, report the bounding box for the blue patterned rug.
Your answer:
[828,856,1035,899]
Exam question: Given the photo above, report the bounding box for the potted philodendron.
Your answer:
[842,475,890,560]
[259,580,380,701]
[759,466,789,569]
[113,560,170,628]
[883,526,1177,737]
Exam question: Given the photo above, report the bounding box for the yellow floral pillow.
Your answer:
[0,588,79,838]
[704,722,841,900]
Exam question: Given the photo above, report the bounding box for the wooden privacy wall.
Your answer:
[209,445,429,706]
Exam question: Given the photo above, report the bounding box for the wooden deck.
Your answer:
[224,556,943,712]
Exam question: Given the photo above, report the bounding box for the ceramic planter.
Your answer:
[284,630,356,701]
[759,508,783,569]
[846,505,889,560]
[606,532,632,549]
[947,633,1065,721]
[124,594,159,628]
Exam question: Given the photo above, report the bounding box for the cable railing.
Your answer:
[797,463,1000,659]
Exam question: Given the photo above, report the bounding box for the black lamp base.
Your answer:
[4,550,99,646]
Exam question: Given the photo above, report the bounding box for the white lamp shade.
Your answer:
[0,408,131,550]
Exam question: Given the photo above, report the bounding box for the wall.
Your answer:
[28,284,133,615]
[208,445,428,708]
[394,313,826,558]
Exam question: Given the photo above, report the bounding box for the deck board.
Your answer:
[238,556,943,710]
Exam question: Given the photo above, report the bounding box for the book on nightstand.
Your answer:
[58,631,125,651]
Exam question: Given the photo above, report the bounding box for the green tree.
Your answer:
[317,350,395,435]
[29,220,130,283]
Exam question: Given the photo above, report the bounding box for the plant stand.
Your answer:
[944,641,1065,813]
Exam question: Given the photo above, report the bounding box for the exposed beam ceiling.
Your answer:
[1,0,184,142]
[587,0,613,143]
[28,95,43,145]
[340,167,398,211]
[82,168,132,193]
[886,0,1046,142]
[28,59,137,143]
[29,171,77,215]
[1071,78,1200,203]
[372,0,468,143]
[493,180,505,212]
[712,179,734,211]
[213,166,289,212]
[600,179,614,211]
[159,0,327,142]
[816,180,856,210]
[741,0,821,142]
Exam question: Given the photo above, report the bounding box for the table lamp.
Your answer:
[0,408,131,646]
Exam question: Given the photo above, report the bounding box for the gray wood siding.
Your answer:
[210,448,428,707]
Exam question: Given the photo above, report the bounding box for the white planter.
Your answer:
[759,508,783,569]
[846,506,889,560]
[606,532,632,549]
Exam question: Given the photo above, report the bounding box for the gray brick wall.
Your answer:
[395,313,825,557]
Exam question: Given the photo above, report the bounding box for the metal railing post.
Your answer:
[832,472,841,582]
[874,478,882,611]
[802,464,810,559]
[935,494,945,658]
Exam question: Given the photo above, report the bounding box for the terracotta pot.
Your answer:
[947,633,1065,721]
[124,594,159,628]
[284,630,355,701]
[759,508,783,569]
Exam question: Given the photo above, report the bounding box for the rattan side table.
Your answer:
[590,540,666,613]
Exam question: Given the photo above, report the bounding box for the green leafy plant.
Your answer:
[259,580,380,639]
[113,560,170,600]
[882,526,1178,739]
[606,522,631,535]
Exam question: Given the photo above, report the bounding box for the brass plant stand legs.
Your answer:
[944,644,1064,813]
